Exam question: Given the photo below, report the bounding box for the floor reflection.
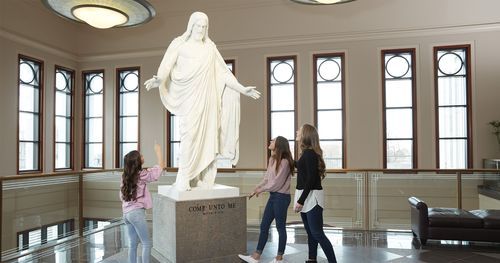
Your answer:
[5,224,500,262]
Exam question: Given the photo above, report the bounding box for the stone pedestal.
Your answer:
[152,184,246,263]
[157,184,240,201]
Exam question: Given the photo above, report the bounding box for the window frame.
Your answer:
[266,55,298,158]
[115,67,141,168]
[17,54,44,174]
[166,111,178,168]
[381,48,418,169]
[433,44,473,169]
[82,69,105,169]
[83,217,112,231]
[16,219,74,251]
[53,65,75,171]
[313,52,347,169]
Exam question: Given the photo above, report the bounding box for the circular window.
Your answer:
[318,59,341,81]
[56,72,69,91]
[88,75,103,93]
[19,62,36,84]
[386,55,410,78]
[438,52,463,76]
[272,61,294,84]
[122,72,139,91]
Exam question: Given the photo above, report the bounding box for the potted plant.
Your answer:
[489,120,500,151]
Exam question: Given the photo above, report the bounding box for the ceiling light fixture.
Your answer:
[290,0,356,4]
[72,5,128,29]
[42,0,156,29]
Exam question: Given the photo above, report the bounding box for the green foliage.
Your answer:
[489,120,500,150]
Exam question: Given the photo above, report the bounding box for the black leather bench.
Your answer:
[409,196,500,244]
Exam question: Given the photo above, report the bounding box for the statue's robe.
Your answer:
[157,37,240,190]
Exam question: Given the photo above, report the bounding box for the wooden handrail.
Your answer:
[1,167,498,182]
[0,168,123,181]
[324,168,500,173]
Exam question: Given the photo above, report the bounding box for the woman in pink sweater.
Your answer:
[239,136,294,263]
[120,144,165,263]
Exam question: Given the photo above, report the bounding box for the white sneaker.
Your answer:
[238,254,259,263]
[268,258,284,263]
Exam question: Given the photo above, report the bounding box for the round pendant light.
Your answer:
[72,5,128,29]
[42,0,156,29]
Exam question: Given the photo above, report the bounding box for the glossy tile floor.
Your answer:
[6,223,500,263]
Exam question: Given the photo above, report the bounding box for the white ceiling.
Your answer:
[2,0,500,56]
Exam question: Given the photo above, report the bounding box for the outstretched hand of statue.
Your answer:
[242,86,261,100]
[144,75,161,91]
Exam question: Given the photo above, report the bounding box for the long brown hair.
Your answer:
[121,150,143,202]
[298,124,326,179]
[272,136,295,176]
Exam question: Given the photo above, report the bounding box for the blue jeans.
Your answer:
[256,192,291,256]
[124,209,152,263]
[300,205,337,263]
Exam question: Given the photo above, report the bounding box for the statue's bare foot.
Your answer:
[196,180,213,190]
[173,182,191,191]
[196,180,206,188]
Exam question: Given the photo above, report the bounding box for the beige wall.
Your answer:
[1,0,500,174]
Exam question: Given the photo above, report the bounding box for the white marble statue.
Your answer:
[144,11,260,191]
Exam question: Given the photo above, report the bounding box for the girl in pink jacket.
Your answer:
[120,144,165,263]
